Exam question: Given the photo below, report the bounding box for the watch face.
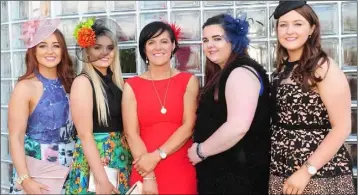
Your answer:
[308,166,317,175]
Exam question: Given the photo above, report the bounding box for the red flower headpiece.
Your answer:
[168,22,182,41]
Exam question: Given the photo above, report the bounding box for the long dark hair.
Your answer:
[201,14,249,100]
[275,4,329,90]
[19,29,75,93]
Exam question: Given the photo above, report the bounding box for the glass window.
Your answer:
[29,1,51,18]
[269,6,276,38]
[204,1,233,7]
[321,38,339,63]
[57,18,79,46]
[1,81,12,106]
[11,23,25,49]
[236,8,267,38]
[342,2,357,34]
[174,44,201,73]
[203,9,234,22]
[1,108,8,133]
[111,15,137,42]
[1,1,8,23]
[171,11,201,41]
[1,25,10,50]
[68,49,81,75]
[54,1,79,16]
[1,188,10,194]
[12,52,26,78]
[342,37,357,67]
[140,2,167,10]
[1,135,9,158]
[352,108,357,135]
[346,73,357,101]
[120,47,137,74]
[86,1,106,14]
[311,3,338,35]
[345,144,357,169]
[11,1,29,21]
[249,42,268,70]
[112,1,136,12]
[171,1,200,8]
[140,12,168,30]
[270,41,278,72]
[237,1,266,5]
[1,53,11,78]
[1,163,12,186]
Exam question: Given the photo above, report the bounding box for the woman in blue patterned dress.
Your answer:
[8,18,76,194]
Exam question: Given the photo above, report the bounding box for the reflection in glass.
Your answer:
[321,38,339,63]
[237,9,266,38]
[140,12,168,29]
[237,1,266,5]
[174,45,201,73]
[1,163,12,186]
[346,73,357,101]
[59,1,78,15]
[1,25,9,50]
[270,41,277,72]
[171,11,201,41]
[120,47,137,74]
[112,15,136,42]
[311,4,338,35]
[113,1,136,11]
[1,53,11,78]
[1,108,8,132]
[1,1,8,23]
[87,1,106,13]
[58,18,79,46]
[172,1,200,8]
[269,7,276,37]
[249,42,268,70]
[12,52,26,78]
[30,1,51,18]
[1,136,9,158]
[204,1,233,7]
[352,108,357,135]
[342,38,357,67]
[11,1,29,20]
[203,9,234,21]
[11,23,25,49]
[342,2,357,34]
[140,2,167,10]
[1,81,12,105]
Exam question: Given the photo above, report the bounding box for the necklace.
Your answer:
[149,69,172,114]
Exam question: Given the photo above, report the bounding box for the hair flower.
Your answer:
[168,22,182,41]
[222,14,250,55]
[73,18,96,48]
[19,19,41,45]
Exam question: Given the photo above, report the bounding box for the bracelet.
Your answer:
[196,143,206,160]
[143,176,156,180]
[16,174,29,185]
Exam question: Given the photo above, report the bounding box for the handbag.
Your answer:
[87,166,120,192]
[126,181,143,195]
[15,155,71,194]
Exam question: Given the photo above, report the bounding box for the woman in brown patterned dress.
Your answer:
[269,1,355,194]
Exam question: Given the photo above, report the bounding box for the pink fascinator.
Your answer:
[19,17,61,49]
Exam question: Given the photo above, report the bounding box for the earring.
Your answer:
[309,35,312,38]
[145,57,149,64]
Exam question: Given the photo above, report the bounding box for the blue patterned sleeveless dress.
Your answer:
[10,71,75,194]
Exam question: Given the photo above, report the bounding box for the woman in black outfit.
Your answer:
[187,14,270,194]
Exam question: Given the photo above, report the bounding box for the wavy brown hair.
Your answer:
[275,4,329,90]
[18,29,75,93]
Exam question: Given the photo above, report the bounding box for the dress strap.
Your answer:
[241,65,263,96]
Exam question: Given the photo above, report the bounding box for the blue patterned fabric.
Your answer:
[26,71,74,144]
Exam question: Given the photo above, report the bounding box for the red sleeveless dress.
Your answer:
[126,72,197,194]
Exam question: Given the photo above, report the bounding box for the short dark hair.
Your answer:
[138,21,179,63]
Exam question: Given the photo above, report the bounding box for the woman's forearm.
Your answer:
[307,126,351,170]
[159,124,192,156]
[79,134,108,183]
[126,134,148,160]
[9,135,29,177]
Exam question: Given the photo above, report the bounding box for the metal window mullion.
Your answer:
[200,1,205,85]
[8,1,14,91]
[338,1,343,68]
[136,1,141,74]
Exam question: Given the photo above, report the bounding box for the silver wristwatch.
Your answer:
[157,148,167,159]
[304,161,317,176]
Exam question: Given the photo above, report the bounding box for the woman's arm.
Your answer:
[200,67,261,157]
[70,76,109,184]
[157,75,199,156]
[305,58,351,170]
[8,81,32,182]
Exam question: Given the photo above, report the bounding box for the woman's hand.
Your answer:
[133,151,161,177]
[142,179,158,195]
[187,142,202,165]
[22,178,50,194]
[96,179,120,195]
[283,167,311,195]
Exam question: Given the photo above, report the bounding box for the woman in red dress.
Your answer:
[122,21,199,194]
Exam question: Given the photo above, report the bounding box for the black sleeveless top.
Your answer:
[193,56,270,193]
[81,68,123,133]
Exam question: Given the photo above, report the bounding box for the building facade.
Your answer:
[1,1,357,193]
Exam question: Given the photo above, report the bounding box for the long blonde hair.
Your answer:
[82,33,124,126]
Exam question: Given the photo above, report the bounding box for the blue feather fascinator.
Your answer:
[222,13,250,55]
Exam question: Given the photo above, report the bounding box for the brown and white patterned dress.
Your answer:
[269,61,356,195]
